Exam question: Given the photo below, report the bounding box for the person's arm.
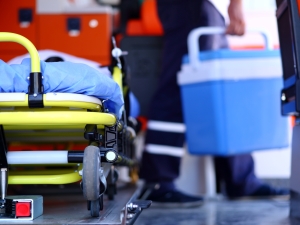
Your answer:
[226,0,245,36]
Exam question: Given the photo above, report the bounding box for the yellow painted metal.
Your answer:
[3,107,86,112]
[0,94,28,107]
[8,171,82,184]
[0,94,102,111]
[0,111,116,126]
[5,131,83,138]
[9,168,78,175]
[0,102,28,107]
[113,67,123,93]
[8,164,83,184]
[0,32,40,72]
[4,124,105,130]
[123,85,129,97]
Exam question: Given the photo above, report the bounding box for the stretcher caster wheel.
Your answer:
[83,146,100,201]
[90,199,100,217]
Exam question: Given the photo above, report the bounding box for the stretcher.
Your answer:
[0,32,150,221]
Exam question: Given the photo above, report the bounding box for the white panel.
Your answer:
[37,0,113,14]
[37,0,65,14]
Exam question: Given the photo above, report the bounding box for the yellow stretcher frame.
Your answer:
[0,94,102,111]
[9,166,83,185]
[0,111,116,126]
[0,32,118,185]
[0,32,40,72]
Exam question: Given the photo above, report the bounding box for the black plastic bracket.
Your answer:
[84,124,103,142]
[28,72,44,108]
[67,149,114,163]
[105,124,118,151]
[0,199,14,217]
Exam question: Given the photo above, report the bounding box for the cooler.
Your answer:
[177,27,290,156]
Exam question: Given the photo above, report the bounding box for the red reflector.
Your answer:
[16,202,31,217]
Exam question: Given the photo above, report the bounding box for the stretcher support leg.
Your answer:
[0,169,7,201]
[0,125,8,208]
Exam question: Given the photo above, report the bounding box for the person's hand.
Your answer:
[226,0,245,36]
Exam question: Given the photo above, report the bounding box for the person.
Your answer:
[138,0,289,207]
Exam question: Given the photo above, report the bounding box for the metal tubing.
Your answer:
[8,171,81,185]
[7,151,68,164]
[1,168,7,200]
[0,111,116,126]
[0,125,8,168]
[8,150,120,164]
[115,153,135,167]
[0,32,40,72]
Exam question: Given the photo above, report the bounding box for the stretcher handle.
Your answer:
[0,32,40,72]
[187,27,273,70]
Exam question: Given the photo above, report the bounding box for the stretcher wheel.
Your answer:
[82,145,100,201]
[90,199,100,217]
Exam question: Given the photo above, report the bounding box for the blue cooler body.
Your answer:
[177,49,290,156]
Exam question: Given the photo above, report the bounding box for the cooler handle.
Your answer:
[187,27,273,70]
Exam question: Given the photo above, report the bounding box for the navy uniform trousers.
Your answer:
[140,0,262,197]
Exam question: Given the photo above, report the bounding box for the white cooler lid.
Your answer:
[178,49,283,85]
[182,49,281,64]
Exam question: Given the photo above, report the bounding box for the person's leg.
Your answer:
[140,0,289,202]
[214,155,289,198]
[139,0,205,207]
[214,154,261,197]
[139,0,228,207]
[204,2,289,198]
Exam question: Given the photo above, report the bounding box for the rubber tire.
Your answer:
[82,146,100,201]
[90,199,100,217]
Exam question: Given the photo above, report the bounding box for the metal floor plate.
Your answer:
[0,183,140,225]
[135,197,294,225]
[1,184,296,225]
